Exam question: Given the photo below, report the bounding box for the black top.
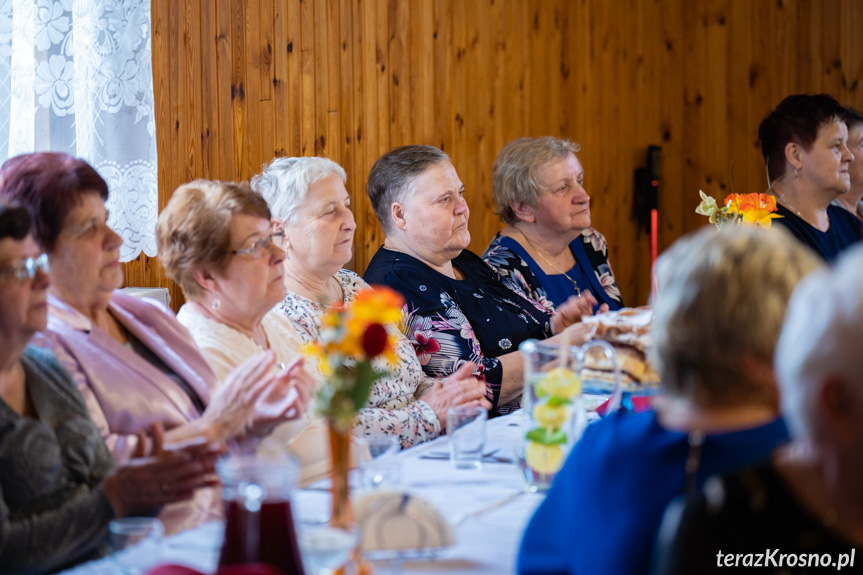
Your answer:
[364,247,553,413]
[653,462,862,574]
[774,204,862,261]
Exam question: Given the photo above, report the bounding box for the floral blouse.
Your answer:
[482,228,624,312]
[275,269,440,448]
[363,248,554,415]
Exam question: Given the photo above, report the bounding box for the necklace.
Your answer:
[777,194,804,219]
[519,233,581,297]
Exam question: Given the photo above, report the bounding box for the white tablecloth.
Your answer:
[61,411,543,575]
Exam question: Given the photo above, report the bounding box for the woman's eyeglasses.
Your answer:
[0,253,50,281]
[231,230,287,259]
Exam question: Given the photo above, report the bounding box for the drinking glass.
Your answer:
[298,521,359,574]
[447,405,488,470]
[517,339,619,492]
[109,517,164,575]
[354,434,402,489]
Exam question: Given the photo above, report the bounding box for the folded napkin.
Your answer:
[354,490,454,554]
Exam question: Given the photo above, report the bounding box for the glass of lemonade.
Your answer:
[517,339,619,492]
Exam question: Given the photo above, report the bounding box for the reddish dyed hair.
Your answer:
[0,152,109,251]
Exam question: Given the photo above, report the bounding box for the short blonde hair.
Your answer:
[157,179,271,299]
[492,136,580,225]
[251,156,347,225]
[650,225,822,407]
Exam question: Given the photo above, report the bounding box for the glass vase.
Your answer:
[516,339,619,493]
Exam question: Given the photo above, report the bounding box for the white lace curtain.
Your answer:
[0,0,158,262]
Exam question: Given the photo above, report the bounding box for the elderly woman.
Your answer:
[483,136,623,311]
[0,204,220,574]
[364,145,590,415]
[759,94,861,260]
[654,245,863,574]
[517,225,821,575]
[0,153,308,535]
[158,180,320,469]
[250,157,490,448]
[833,107,863,221]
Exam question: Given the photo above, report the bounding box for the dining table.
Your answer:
[59,409,567,575]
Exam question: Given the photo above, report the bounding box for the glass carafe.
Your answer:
[217,454,305,574]
[517,339,620,492]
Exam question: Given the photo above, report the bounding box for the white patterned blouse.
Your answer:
[276,269,441,448]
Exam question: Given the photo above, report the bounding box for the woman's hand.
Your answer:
[550,291,609,334]
[200,350,285,442]
[245,356,316,437]
[417,362,492,427]
[102,439,222,517]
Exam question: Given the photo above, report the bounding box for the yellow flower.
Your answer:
[525,442,565,475]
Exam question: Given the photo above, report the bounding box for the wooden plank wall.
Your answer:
[129,0,863,309]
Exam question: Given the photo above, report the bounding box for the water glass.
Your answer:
[298,521,359,574]
[447,405,488,470]
[109,517,164,575]
[355,434,402,488]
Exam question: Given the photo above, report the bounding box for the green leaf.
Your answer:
[545,396,571,407]
[525,427,569,445]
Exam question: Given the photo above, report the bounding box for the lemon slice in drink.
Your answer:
[532,403,570,429]
[538,367,582,399]
[525,442,565,475]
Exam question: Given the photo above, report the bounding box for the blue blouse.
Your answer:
[774,204,862,261]
[517,410,789,575]
[483,229,624,312]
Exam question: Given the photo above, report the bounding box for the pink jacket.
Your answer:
[33,291,222,534]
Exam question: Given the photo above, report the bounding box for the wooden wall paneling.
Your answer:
[231,0,248,179]
[337,0,356,270]
[840,0,862,107]
[312,0,329,158]
[215,0,236,181]
[256,0,277,168]
[700,0,731,234]
[818,1,844,98]
[201,0,220,179]
[300,0,315,157]
[244,0,264,172]
[271,0,288,158]
[284,0,302,156]
[139,0,863,310]
[727,1,756,197]
[681,0,709,243]
[324,0,342,165]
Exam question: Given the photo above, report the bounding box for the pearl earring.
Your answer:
[212,296,221,311]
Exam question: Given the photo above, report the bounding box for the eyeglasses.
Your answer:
[231,230,287,259]
[0,253,50,281]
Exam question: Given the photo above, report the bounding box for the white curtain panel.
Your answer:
[0,0,158,262]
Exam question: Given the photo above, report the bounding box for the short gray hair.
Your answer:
[650,225,822,407]
[776,244,863,440]
[492,136,580,225]
[366,145,450,234]
[251,156,347,225]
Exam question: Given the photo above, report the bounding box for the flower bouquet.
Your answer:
[303,285,404,528]
[696,191,782,229]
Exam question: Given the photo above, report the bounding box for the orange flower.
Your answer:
[352,286,404,325]
[723,193,743,216]
[737,193,782,228]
